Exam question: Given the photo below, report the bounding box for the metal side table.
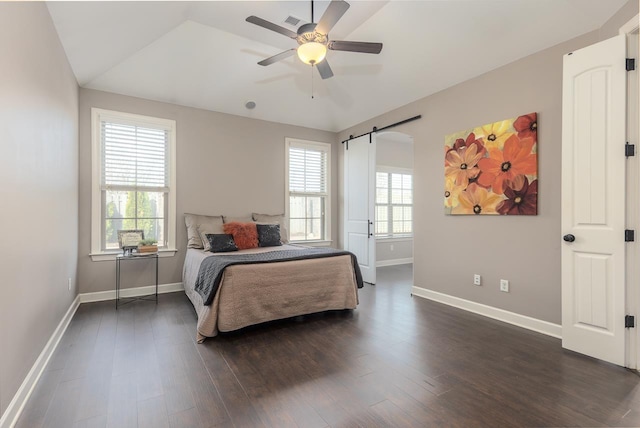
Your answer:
[115,253,159,309]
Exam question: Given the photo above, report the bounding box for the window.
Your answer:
[375,168,413,238]
[91,109,176,260]
[286,138,331,242]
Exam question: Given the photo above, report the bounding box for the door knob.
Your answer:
[563,234,575,242]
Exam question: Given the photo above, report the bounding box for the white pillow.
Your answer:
[222,216,254,224]
[184,213,224,249]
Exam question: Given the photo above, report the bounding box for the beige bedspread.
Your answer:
[183,246,359,342]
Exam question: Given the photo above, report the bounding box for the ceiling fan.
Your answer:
[246,0,383,79]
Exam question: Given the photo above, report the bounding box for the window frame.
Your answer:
[375,166,413,240]
[90,108,177,261]
[285,137,331,244]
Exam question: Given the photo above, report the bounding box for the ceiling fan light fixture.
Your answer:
[297,42,327,65]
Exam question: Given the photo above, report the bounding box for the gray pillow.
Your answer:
[184,213,224,249]
[252,213,289,244]
[257,224,282,247]
[197,223,226,251]
[205,234,238,252]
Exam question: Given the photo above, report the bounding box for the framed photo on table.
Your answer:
[117,229,144,255]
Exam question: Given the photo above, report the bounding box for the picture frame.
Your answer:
[117,229,144,250]
[444,112,538,216]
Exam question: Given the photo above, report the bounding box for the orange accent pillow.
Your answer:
[222,222,258,250]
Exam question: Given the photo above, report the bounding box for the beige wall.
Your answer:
[599,0,639,39]
[338,1,637,324]
[78,89,337,294]
[377,239,413,264]
[0,2,79,417]
[376,136,413,170]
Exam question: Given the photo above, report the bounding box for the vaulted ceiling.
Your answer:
[47,1,628,132]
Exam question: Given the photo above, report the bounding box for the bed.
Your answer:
[183,244,362,342]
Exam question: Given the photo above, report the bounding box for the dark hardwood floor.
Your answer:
[16,264,640,427]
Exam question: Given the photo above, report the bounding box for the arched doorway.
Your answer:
[375,131,414,284]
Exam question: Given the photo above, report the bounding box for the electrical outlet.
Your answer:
[500,279,509,292]
[473,274,481,286]
[68,278,72,291]
[390,244,394,251]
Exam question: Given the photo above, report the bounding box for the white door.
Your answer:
[344,134,376,284]
[561,34,627,366]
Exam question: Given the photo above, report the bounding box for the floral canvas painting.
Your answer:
[444,113,538,215]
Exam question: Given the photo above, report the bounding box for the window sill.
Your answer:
[89,248,178,262]
[375,236,413,243]
[290,240,333,248]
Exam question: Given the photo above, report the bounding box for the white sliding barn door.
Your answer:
[344,134,376,284]
[561,34,627,366]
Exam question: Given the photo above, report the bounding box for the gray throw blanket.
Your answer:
[195,247,364,305]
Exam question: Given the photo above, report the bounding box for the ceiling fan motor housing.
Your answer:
[296,23,327,46]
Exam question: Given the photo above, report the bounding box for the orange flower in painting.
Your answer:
[452,183,503,215]
[477,134,537,194]
[445,144,484,188]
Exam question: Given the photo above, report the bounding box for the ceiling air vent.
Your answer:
[284,15,301,27]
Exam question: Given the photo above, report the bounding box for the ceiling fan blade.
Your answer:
[316,60,334,80]
[258,49,297,66]
[315,0,350,35]
[328,40,383,54]
[246,16,298,39]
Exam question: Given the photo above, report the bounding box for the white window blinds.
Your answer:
[101,122,169,191]
[91,108,177,259]
[286,139,331,242]
[289,146,327,194]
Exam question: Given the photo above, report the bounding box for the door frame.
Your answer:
[620,15,639,369]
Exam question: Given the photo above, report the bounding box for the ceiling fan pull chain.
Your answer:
[311,64,315,99]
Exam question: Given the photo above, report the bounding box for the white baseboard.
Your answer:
[0,295,80,428]
[79,282,184,303]
[411,286,562,339]
[376,258,413,267]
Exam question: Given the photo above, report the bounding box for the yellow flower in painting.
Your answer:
[452,183,503,215]
[474,120,514,151]
[444,178,463,208]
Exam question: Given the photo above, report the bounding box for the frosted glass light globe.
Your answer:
[297,42,327,65]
